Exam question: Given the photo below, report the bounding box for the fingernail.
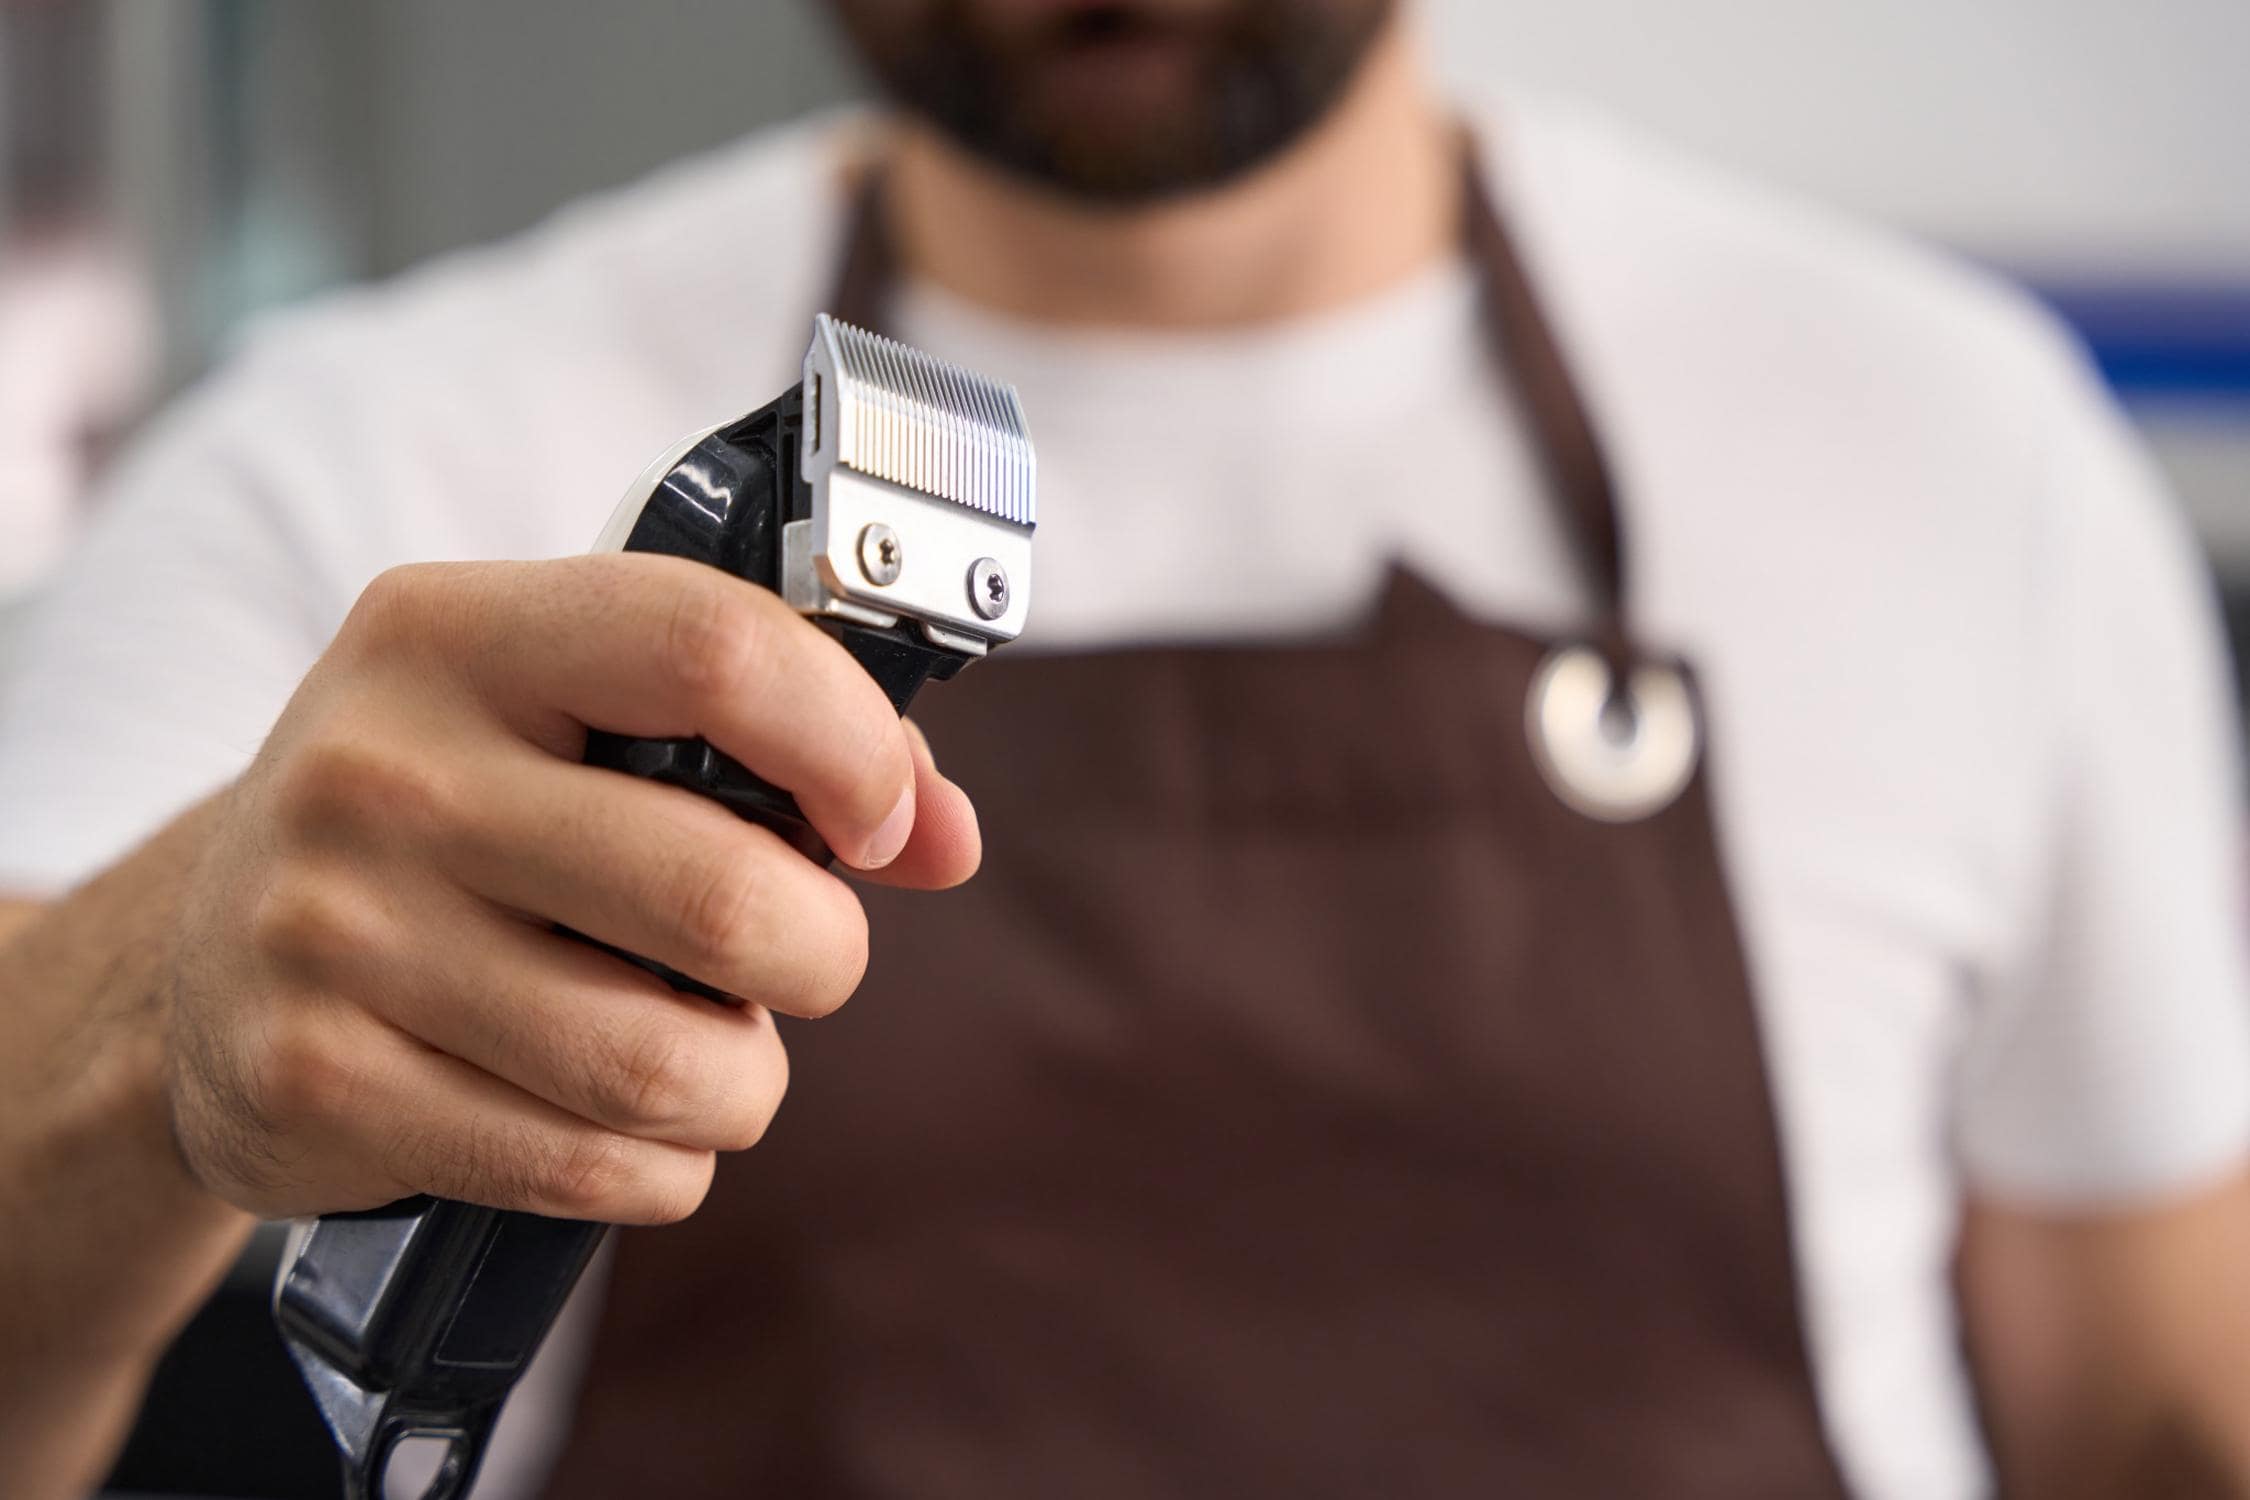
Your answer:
[863,786,915,868]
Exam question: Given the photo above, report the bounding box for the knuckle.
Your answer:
[664,579,770,704]
[673,851,766,981]
[384,1120,483,1204]
[268,740,355,833]
[603,1016,702,1135]
[249,1014,351,1128]
[278,733,452,843]
[541,1130,637,1219]
[344,564,432,646]
[249,876,380,976]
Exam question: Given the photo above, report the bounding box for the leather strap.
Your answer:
[1456,138,1633,664]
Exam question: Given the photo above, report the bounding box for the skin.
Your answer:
[1961,1186,2250,1498]
[1,3,2245,1495]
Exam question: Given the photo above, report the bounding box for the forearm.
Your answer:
[1964,1180,2250,1499]
[0,796,258,1500]
[2144,1181,2250,1496]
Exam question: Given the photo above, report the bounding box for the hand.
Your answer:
[164,554,978,1224]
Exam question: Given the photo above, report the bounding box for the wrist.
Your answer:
[0,799,258,1369]
[1,1001,256,1370]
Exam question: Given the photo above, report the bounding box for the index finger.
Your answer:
[386,555,917,870]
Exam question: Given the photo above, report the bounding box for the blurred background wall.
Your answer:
[4,0,2247,602]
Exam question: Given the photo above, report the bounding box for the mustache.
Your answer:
[968,2,1225,59]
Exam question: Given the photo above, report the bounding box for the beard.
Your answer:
[826,0,1399,205]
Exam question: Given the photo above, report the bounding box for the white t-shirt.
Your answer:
[4,100,2248,1500]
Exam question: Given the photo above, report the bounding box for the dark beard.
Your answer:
[827,0,1398,205]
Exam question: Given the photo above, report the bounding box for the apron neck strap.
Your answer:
[821,135,1636,656]
[1456,137,1631,652]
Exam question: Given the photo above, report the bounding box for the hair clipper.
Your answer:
[272,314,1035,1500]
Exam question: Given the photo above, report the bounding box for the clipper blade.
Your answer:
[806,313,1034,528]
[797,313,1035,650]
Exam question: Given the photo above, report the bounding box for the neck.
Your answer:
[881,20,1459,329]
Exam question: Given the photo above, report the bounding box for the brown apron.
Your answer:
[544,144,1851,1498]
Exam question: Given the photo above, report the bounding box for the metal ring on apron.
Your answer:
[1526,644,1700,822]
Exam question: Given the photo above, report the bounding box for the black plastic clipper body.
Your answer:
[276,386,968,1500]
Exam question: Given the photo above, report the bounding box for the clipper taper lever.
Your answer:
[273,314,1035,1500]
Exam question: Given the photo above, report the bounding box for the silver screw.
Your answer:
[968,557,1009,619]
[858,523,902,586]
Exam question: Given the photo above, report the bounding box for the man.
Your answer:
[3,2,2249,1495]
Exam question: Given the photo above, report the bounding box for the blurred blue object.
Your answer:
[2030,281,2250,398]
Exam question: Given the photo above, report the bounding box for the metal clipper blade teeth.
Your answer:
[795,313,1036,653]
[806,314,1035,527]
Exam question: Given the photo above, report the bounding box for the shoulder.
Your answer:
[127,112,862,593]
[1479,94,2098,471]
[1471,92,2156,642]
[223,109,855,418]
